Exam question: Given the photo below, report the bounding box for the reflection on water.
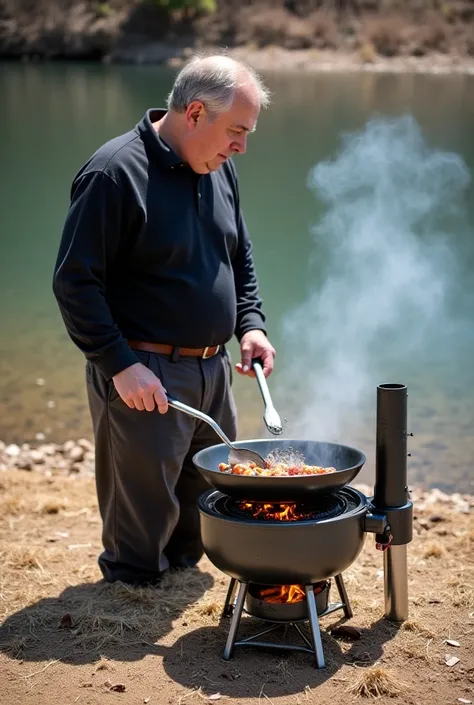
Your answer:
[0,62,473,493]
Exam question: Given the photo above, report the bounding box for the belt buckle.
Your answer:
[202,345,219,359]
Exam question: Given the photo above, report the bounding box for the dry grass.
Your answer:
[0,468,473,705]
[423,541,446,559]
[400,619,434,638]
[347,664,407,698]
[189,600,221,618]
[453,525,474,556]
[401,636,433,662]
[1,567,217,653]
[451,583,474,609]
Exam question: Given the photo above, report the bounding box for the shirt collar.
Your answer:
[136,109,184,168]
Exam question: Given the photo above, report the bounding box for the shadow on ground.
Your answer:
[0,570,401,697]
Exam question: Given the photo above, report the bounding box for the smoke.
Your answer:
[278,115,470,444]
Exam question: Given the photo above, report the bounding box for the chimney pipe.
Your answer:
[373,383,413,622]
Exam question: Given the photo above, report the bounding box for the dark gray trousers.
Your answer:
[86,348,237,584]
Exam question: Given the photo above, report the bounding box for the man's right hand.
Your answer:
[112,363,168,413]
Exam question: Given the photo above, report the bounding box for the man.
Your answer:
[53,55,276,586]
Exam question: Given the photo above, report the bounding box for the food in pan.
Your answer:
[218,461,336,477]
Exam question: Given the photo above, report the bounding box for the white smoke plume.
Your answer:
[277,115,470,445]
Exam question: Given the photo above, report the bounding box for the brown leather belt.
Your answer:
[128,340,221,359]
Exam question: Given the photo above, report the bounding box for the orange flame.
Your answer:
[258,585,306,603]
[240,502,313,522]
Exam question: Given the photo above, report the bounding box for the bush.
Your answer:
[148,0,216,14]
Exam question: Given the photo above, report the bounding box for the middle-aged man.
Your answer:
[53,54,276,586]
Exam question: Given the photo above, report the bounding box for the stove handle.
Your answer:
[364,511,390,535]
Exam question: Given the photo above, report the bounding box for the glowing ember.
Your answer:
[239,501,315,522]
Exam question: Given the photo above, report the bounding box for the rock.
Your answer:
[109,683,126,693]
[46,400,56,408]
[30,449,45,464]
[5,444,20,457]
[39,444,56,456]
[418,520,431,530]
[330,625,362,640]
[445,654,460,667]
[428,489,451,503]
[59,613,73,629]
[70,462,83,473]
[63,440,76,454]
[16,455,33,470]
[69,446,85,462]
[35,432,46,441]
[36,378,45,385]
[0,441,5,452]
[429,514,445,523]
[77,438,93,451]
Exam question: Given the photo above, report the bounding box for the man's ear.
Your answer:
[185,101,205,130]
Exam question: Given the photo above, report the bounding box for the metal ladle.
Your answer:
[166,396,267,468]
[252,360,283,435]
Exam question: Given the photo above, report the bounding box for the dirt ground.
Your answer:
[0,469,472,705]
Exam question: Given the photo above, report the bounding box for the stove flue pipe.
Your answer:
[373,383,413,622]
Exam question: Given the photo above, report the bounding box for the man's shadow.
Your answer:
[0,568,214,666]
[157,610,403,698]
[1,571,402,698]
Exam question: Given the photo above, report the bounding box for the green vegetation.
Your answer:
[148,0,216,14]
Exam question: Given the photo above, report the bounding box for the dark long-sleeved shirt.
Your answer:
[53,109,266,380]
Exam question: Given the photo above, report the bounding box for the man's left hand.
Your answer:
[236,330,276,378]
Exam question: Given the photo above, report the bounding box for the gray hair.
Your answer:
[166,54,271,117]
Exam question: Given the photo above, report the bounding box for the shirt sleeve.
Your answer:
[52,170,140,380]
[229,163,267,341]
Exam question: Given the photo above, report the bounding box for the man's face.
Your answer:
[182,86,260,174]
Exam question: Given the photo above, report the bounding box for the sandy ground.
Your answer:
[0,468,473,705]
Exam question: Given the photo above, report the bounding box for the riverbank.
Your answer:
[2,0,474,75]
[113,44,474,75]
[0,462,472,704]
[1,436,474,512]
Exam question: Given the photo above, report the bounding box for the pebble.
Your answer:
[0,438,95,477]
[0,439,473,512]
[16,456,33,470]
[62,440,76,454]
[68,446,85,462]
[30,449,45,464]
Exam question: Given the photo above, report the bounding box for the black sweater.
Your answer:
[53,109,266,380]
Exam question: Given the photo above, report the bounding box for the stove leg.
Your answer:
[334,574,353,619]
[305,584,325,669]
[222,577,238,617]
[223,581,248,661]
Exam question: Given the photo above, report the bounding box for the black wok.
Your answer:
[192,438,366,503]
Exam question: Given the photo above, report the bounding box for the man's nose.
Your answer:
[232,134,247,155]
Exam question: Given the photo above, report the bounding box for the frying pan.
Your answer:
[192,438,366,503]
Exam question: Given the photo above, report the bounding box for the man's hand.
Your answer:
[112,363,168,413]
[236,330,276,378]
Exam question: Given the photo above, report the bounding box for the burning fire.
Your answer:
[258,585,306,603]
[239,501,314,522]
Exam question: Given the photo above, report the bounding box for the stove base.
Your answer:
[221,574,352,668]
